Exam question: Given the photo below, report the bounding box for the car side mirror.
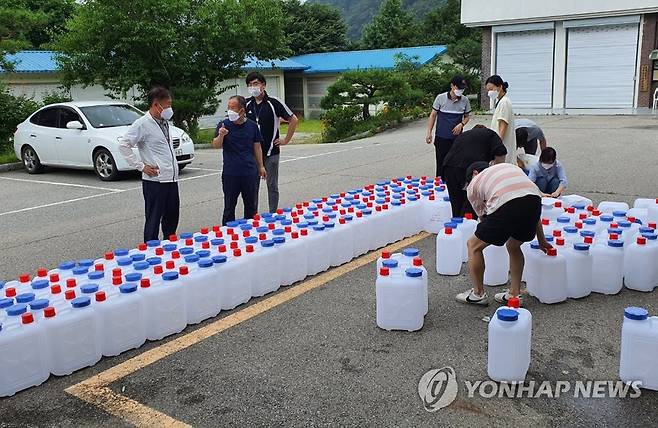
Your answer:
[66,121,84,130]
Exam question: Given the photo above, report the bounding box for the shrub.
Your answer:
[0,82,40,153]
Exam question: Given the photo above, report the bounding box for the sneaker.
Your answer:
[455,289,489,306]
[494,290,523,306]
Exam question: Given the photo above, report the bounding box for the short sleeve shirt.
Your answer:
[215,118,263,176]
[246,93,294,158]
[490,95,516,164]
[443,127,507,169]
[514,118,545,142]
[432,92,471,141]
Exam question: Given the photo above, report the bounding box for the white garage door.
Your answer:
[565,23,639,108]
[496,30,554,108]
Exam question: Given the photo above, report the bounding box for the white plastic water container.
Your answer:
[483,244,509,286]
[44,296,102,376]
[280,230,308,285]
[487,308,531,382]
[560,194,592,208]
[598,201,630,214]
[436,225,462,276]
[533,248,568,304]
[208,254,245,311]
[0,312,50,397]
[376,251,394,274]
[627,208,649,225]
[184,259,223,323]
[375,267,425,332]
[619,307,658,391]
[422,194,452,234]
[142,271,187,340]
[331,217,355,267]
[411,257,429,315]
[565,243,593,299]
[633,198,656,209]
[624,237,655,292]
[591,240,625,295]
[250,240,282,297]
[94,284,147,356]
[460,214,478,262]
[542,200,563,222]
[648,199,658,224]
[305,225,332,276]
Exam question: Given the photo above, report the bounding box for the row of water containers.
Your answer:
[0,176,456,397]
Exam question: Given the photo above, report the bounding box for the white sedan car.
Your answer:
[13,101,195,181]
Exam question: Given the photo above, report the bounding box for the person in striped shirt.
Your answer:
[455,162,552,306]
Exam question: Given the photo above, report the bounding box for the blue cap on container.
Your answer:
[31,279,49,290]
[313,225,325,231]
[307,219,319,226]
[72,296,91,308]
[304,213,315,220]
[361,209,372,215]
[6,303,28,316]
[341,202,352,208]
[261,212,274,218]
[163,244,177,252]
[297,221,309,228]
[116,257,132,267]
[642,233,657,240]
[272,229,285,236]
[237,219,248,225]
[618,221,632,228]
[639,226,654,234]
[421,191,431,197]
[163,271,179,281]
[497,308,519,322]
[608,240,624,248]
[283,207,293,213]
[59,261,76,270]
[382,259,398,268]
[239,224,253,231]
[196,250,211,258]
[114,249,129,257]
[607,228,622,235]
[261,239,275,248]
[573,243,590,251]
[324,222,335,228]
[80,283,99,294]
[78,259,94,267]
[185,254,200,264]
[120,283,138,293]
[88,272,105,282]
[583,218,596,225]
[73,266,90,275]
[194,235,208,243]
[405,268,423,278]
[545,236,554,242]
[563,226,578,234]
[331,193,341,198]
[391,200,401,206]
[624,307,649,321]
[600,215,614,222]
[256,227,269,233]
[444,222,457,229]
[125,272,142,282]
[343,215,353,221]
[273,237,286,244]
[30,299,49,310]
[134,261,150,271]
[408,196,418,202]
[212,255,228,264]
[403,248,420,257]
[131,253,146,262]
[573,203,586,210]
[443,196,450,202]
[557,216,570,223]
[274,215,286,222]
[376,180,389,186]
[245,236,259,244]
[198,259,214,268]
[174,247,191,256]
[146,257,162,266]
[612,210,627,217]
[579,230,595,237]
[322,207,333,213]
[16,293,35,303]
[211,238,224,246]
[530,241,540,249]
[357,204,367,210]
[281,219,293,226]
[147,240,161,248]
[313,198,324,203]
[180,232,194,239]
[0,298,14,309]
[451,217,464,224]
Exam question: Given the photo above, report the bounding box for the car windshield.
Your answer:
[79,104,144,128]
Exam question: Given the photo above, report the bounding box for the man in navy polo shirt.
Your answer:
[425,75,472,178]
[245,72,299,213]
[212,95,267,225]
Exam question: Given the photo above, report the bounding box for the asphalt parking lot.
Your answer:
[1,115,657,427]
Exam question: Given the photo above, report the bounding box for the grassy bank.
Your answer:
[194,119,324,146]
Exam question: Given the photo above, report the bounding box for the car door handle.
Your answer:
[30,134,37,138]
[55,137,62,140]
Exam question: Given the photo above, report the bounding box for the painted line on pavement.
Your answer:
[65,232,430,427]
[0,175,124,192]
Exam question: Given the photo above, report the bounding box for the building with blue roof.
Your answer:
[2,45,447,121]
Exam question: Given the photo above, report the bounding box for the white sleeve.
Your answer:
[118,121,144,171]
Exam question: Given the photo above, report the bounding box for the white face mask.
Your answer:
[541,163,554,170]
[248,86,262,97]
[158,105,174,121]
[488,90,499,100]
[453,89,463,97]
[227,110,241,122]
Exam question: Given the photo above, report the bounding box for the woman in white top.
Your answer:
[486,75,516,164]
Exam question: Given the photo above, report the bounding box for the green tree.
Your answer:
[25,0,76,49]
[361,0,419,49]
[54,0,289,136]
[0,0,47,70]
[0,80,40,150]
[283,0,349,55]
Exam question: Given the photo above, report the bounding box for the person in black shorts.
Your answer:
[455,162,552,306]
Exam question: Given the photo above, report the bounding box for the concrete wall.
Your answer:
[462,0,658,26]
[638,14,658,108]
[479,27,492,110]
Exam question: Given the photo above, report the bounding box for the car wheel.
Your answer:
[22,145,44,174]
[93,148,119,181]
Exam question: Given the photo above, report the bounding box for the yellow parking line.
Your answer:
[66,232,430,426]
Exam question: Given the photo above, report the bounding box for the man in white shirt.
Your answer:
[118,87,180,242]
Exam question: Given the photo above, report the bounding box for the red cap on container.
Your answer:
[243,231,250,238]
[231,234,239,241]
[637,237,647,245]
[574,222,583,229]
[105,252,114,260]
[36,268,47,278]
[552,230,562,237]
[375,206,382,212]
[584,236,593,244]
[112,268,122,277]
[611,222,618,229]
[296,203,303,209]
[445,227,453,235]
[293,217,300,224]
[277,208,284,215]
[268,224,276,230]
[218,244,227,253]
[140,278,151,288]
[301,229,309,236]
[586,205,594,212]
[379,267,390,276]
[507,297,520,308]
[465,213,473,220]
[547,248,558,257]
[201,227,209,235]
[556,238,565,246]
[95,263,104,271]
[202,241,210,249]
[65,289,76,300]
[95,291,106,302]
[166,260,175,269]
[230,242,239,250]
[610,233,619,240]
[179,266,189,275]
[21,313,34,324]
[50,284,61,294]
[339,218,346,224]
[413,257,423,267]
[245,245,254,253]
[253,220,260,227]
[213,225,221,232]
[579,213,588,220]
[171,251,180,259]
[649,222,657,230]
[112,276,122,286]
[291,232,299,239]
[356,212,363,218]
[429,195,435,201]
[233,249,242,257]
[50,273,60,283]
[317,203,324,209]
[44,307,56,318]
[227,228,234,235]
[138,243,147,251]
[554,201,562,208]
[567,207,575,214]
[381,251,391,259]
[322,216,329,222]
[154,265,164,275]
[185,239,193,246]
[5,287,16,298]
[254,213,262,221]
[215,231,223,238]
[592,210,601,216]
[155,247,164,256]
[169,234,178,242]
[66,278,76,288]
[285,226,292,233]
[19,274,30,283]
[541,218,550,226]
[628,217,636,223]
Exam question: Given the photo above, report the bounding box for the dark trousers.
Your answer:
[442,165,476,219]
[536,176,561,194]
[142,180,180,242]
[434,137,455,178]
[222,174,258,225]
